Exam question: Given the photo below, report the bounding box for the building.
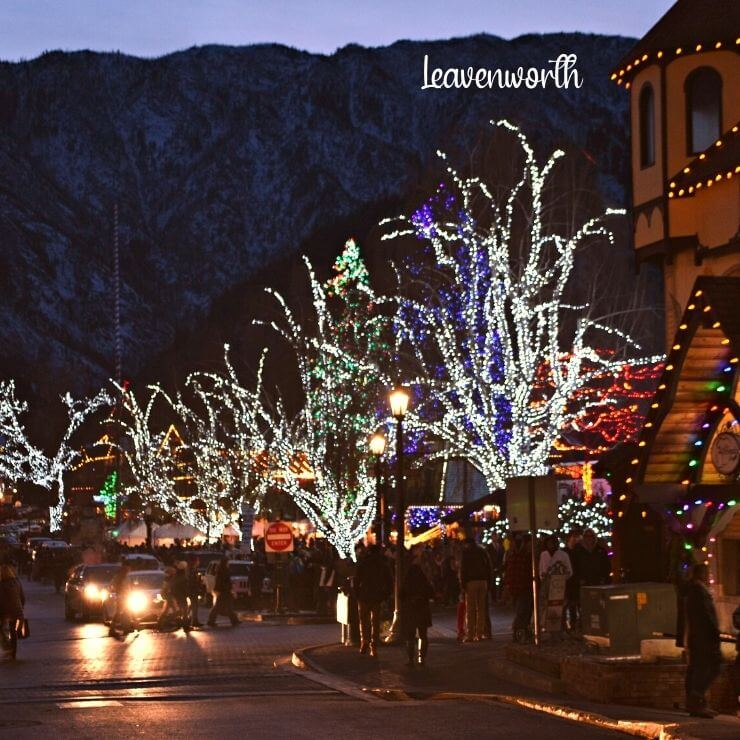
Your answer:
[608,0,740,630]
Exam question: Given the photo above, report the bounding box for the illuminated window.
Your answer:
[639,84,655,167]
[685,67,722,154]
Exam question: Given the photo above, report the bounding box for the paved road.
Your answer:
[1,581,622,739]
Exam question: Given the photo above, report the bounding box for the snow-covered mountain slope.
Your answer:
[0,33,635,409]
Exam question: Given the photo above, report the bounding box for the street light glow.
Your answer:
[389,387,410,418]
[369,432,386,456]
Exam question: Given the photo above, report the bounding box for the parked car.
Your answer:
[203,559,251,605]
[103,570,166,626]
[119,553,161,571]
[64,563,120,621]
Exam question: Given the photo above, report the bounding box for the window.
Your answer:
[686,67,722,154]
[639,84,655,167]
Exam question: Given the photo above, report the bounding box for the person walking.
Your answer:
[354,544,392,657]
[187,556,203,627]
[207,557,239,627]
[460,538,490,642]
[401,546,434,667]
[170,561,190,631]
[0,563,25,660]
[108,562,131,637]
[684,563,722,718]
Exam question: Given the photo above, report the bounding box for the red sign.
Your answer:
[264,521,294,553]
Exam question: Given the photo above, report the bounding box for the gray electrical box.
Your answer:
[581,582,677,654]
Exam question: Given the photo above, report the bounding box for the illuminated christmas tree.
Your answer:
[256,244,395,558]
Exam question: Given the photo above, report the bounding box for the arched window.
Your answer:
[639,84,655,167]
[685,67,722,154]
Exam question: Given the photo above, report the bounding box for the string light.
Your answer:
[248,241,395,559]
[381,120,662,491]
[0,381,111,531]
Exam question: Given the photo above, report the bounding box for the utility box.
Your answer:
[581,583,676,654]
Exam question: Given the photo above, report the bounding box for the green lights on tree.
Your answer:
[98,471,118,520]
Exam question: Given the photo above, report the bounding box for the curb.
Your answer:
[290,645,387,703]
[292,644,686,738]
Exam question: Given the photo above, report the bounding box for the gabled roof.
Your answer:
[610,0,740,85]
[633,276,740,487]
[669,123,740,198]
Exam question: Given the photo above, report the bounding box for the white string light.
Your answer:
[382,120,663,491]
[0,381,111,531]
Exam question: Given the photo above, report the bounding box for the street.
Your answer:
[0,581,622,738]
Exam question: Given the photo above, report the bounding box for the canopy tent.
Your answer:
[113,520,152,547]
[151,522,206,546]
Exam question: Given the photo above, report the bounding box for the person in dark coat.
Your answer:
[401,546,434,667]
[208,557,239,627]
[573,529,611,587]
[354,544,392,656]
[0,563,26,659]
[684,563,722,718]
[187,556,203,627]
[108,562,131,638]
[503,533,533,642]
[459,538,491,641]
[170,561,190,631]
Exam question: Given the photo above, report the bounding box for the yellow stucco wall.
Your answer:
[664,51,740,179]
[631,65,664,208]
[669,178,740,246]
[634,205,665,248]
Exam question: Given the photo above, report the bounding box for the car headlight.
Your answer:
[100,589,109,601]
[126,591,149,614]
[84,584,100,601]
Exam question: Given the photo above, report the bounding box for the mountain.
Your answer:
[0,32,639,427]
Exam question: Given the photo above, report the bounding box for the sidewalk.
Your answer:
[295,608,740,740]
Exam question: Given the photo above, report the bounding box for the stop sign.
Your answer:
[264,521,294,553]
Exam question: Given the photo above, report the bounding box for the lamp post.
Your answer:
[369,432,386,545]
[386,386,410,643]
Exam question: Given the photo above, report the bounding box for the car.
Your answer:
[119,553,162,571]
[26,537,55,555]
[64,563,121,621]
[103,570,167,626]
[203,559,251,604]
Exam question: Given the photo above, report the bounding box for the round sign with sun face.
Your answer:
[710,432,740,477]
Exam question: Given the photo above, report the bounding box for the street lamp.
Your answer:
[386,386,410,643]
[369,432,386,545]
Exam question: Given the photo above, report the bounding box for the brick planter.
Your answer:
[560,656,737,714]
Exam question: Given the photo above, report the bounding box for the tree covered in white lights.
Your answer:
[256,245,393,559]
[156,377,243,539]
[113,382,181,524]
[191,346,275,511]
[0,381,111,530]
[382,120,662,493]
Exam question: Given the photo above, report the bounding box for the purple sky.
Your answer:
[0,0,674,62]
